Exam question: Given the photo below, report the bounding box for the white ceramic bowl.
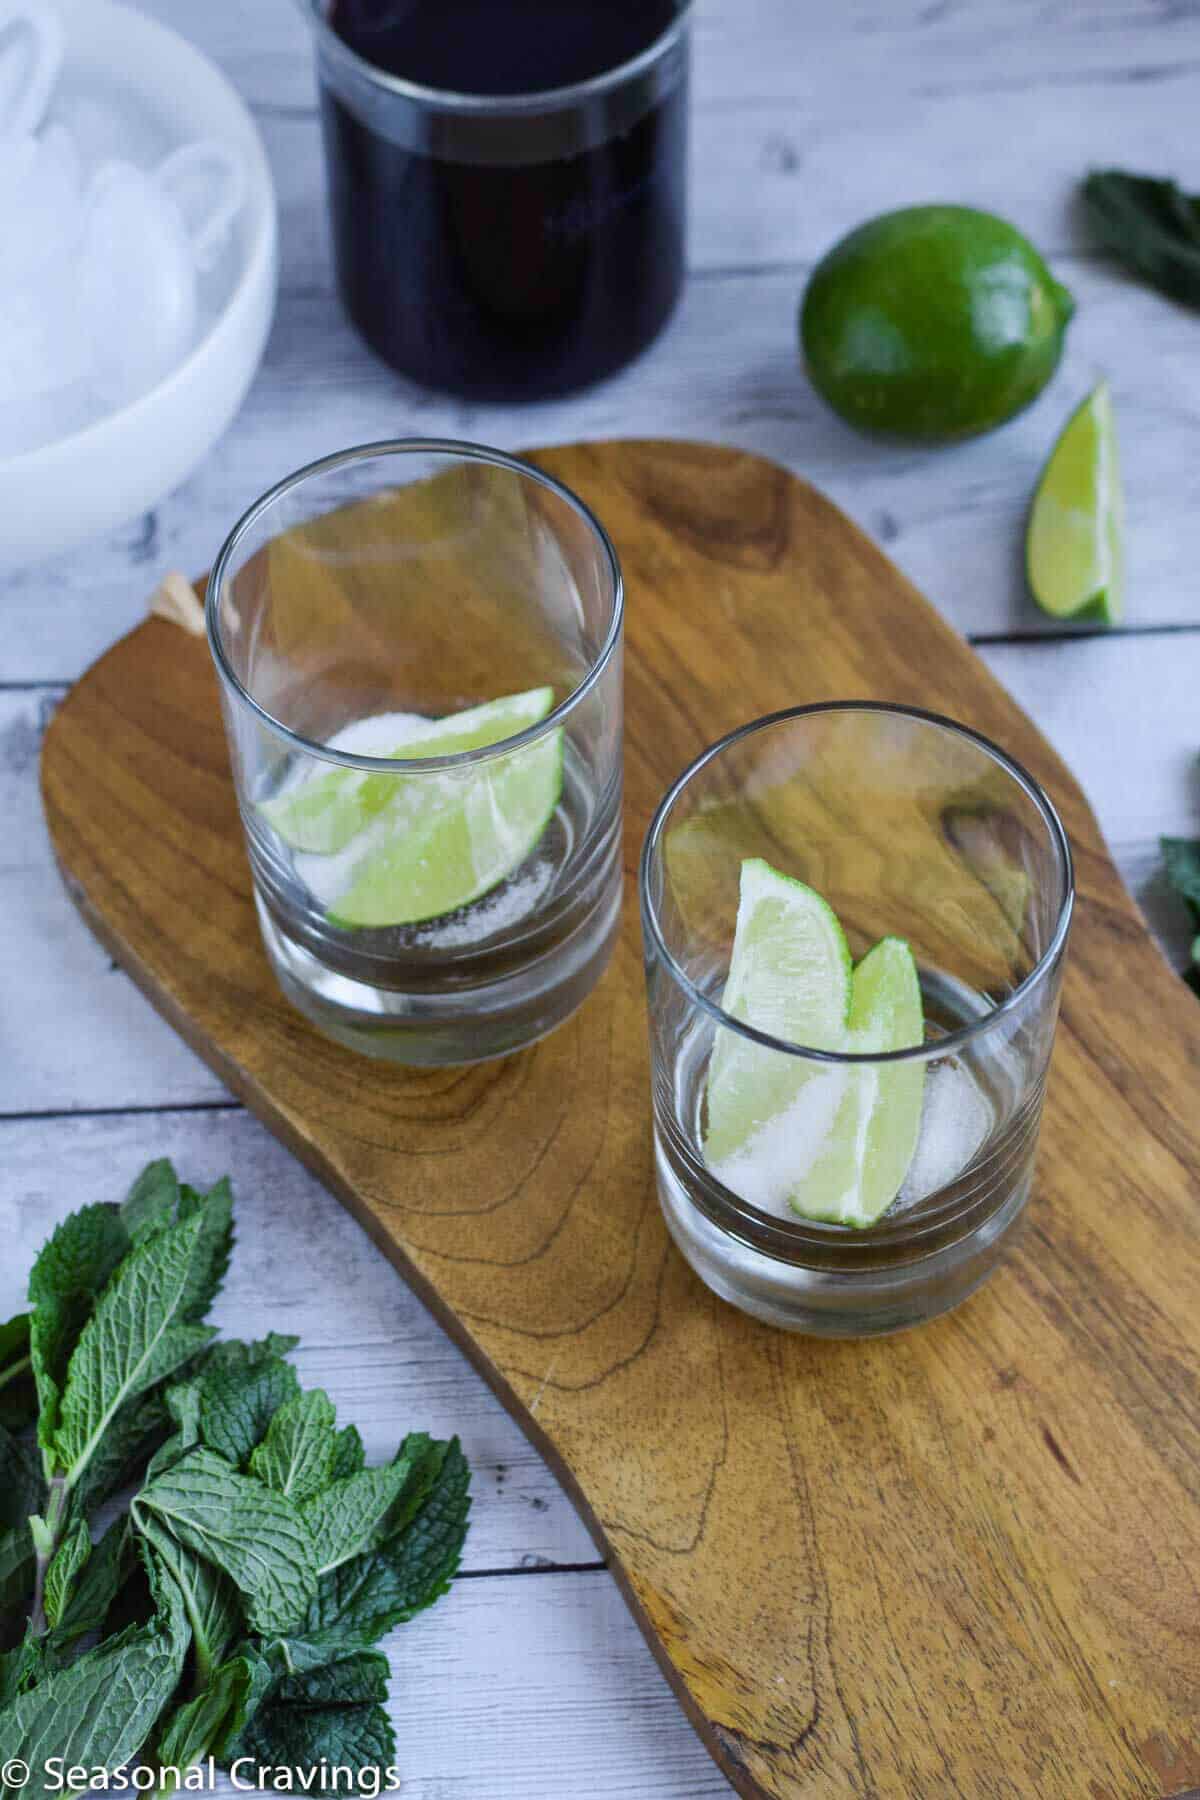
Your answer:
[0,0,278,567]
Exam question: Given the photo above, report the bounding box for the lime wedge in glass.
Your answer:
[1027,380,1124,625]
[325,727,563,928]
[260,687,556,855]
[704,859,852,1175]
[787,936,926,1229]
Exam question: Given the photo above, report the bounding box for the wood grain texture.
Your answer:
[40,442,1200,1800]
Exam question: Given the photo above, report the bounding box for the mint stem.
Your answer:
[29,1475,69,1636]
[0,1352,31,1392]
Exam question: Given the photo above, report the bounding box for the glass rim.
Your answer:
[639,701,1075,1067]
[206,437,624,775]
[303,0,695,115]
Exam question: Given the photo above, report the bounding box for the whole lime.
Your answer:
[800,205,1075,442]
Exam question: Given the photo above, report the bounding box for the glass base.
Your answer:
[654,1131,1031,1336]
[256,876,622,1066]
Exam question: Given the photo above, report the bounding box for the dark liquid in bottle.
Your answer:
[322,0,688,400]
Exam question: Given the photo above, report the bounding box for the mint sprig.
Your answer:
[0,1162,471,1793]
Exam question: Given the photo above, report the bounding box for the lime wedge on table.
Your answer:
[261,687,556,856]
[704,860,853,1171]
[788,936,926,1228]
[704,861,926,1228]
[260,688,562,929]
[1027,381,1124,624]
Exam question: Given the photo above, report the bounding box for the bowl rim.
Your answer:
[0,0,277,477]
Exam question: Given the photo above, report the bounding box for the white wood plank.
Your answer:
[0,690,226,1112]
[0,1107,598,1570]
[169,1572,729,1800]
[144,12,1200,275]
[127,0,1200,123]
[981,633,1200,967]
[276,1572,729,1799]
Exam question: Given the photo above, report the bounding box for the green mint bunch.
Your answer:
[0,1162,471,1796]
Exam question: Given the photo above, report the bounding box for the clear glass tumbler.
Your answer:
[208,440,624,1066]
[639,704,1074,1336]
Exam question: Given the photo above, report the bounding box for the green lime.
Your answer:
[704,859,852,1171]
[800,204,1075,441]
[261,687,556,855]
[326,726,563,928]
[1027,381,1124,624]
[787,937,926,1229]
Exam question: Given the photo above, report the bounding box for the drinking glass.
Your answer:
[639,704,1074,1336]
[208,440,624,1066]
[305,0,693,400]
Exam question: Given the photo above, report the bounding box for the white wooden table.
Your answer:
[3,2,1199,1792]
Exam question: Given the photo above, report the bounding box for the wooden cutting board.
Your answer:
[41,442,1200,1800]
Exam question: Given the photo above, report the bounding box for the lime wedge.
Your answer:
[704,859,852,1172]
[261,687,556,855]
[325,727,562,928]
[788,936,926,1228]
[1027,380,1124,625]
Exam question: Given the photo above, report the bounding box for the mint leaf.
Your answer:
[43,1518,90,1630]
[71,1390,172,1513]
[156,1653,256,1781]
[121,1167,235,1324]
[0,1527,34,1643]
[329,1425,365,1482]
[53,1210,218,1491]
[135,1509,242,1687]
[1084,171,1200,310]
[235,1697,396,1795]
[135,1447,317,1637]
[201,1334,301,1373]
[0,1632,44,1707]
[195,1346,301,1469]
[28,1203,130,1455]
[0,1549,190,1796]
[0,1315,35,1432]
[48,1517,130,1649]
[250,1392,338,1506]
[302,1463,418,1578]
[122,1160,182,1241]
[0,1424,44,1532]
[273,1648,389,1709]
[305,1439,469,1643]
[176,1181,235,1324]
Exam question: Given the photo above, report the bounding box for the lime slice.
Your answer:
[326,727,562,928]
[1027,381,1124,624]
[704,859,852,1172]
[788,936,926,1228]
[261,687,556,855]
